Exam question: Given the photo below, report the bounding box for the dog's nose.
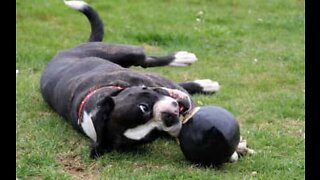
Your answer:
[154,96,179,115]
[161,112,180,127]
[171,101,178,107]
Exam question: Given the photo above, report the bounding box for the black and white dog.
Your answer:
[40,1,220,158]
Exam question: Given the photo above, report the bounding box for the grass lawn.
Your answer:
[16,0,305,179]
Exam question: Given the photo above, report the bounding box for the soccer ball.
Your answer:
[178,106,240,166]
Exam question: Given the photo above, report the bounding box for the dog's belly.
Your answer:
[40,56,186,124]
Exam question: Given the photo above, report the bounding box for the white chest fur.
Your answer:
[81,111,97,142]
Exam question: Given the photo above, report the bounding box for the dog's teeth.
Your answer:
[179,106,184,113]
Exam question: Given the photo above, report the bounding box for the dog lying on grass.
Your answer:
[40,0,220,158]
[40,1,255,161]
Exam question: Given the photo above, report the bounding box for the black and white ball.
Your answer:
[178,106,240,166]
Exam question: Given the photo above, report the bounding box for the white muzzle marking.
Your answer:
[153,96,182,137]
[124,96,182,140]
[124,121,162,140]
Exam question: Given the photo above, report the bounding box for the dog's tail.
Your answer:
[64,0,104,42]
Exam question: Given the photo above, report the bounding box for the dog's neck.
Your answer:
[77,85,123,125]
[77,85,123,142]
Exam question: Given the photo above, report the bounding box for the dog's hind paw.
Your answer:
[236,137,257,156]
[229,137,256,163]
[169,51,197,67]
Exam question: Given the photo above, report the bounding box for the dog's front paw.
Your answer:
[169,51,197,67]
[193,79,220,93]
[89,142,106,159]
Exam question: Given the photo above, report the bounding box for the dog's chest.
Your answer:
[81,111,97,142]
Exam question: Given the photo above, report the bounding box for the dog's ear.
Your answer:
[95,96,115,130]
[97,96,115,117]
[90,96,115,158]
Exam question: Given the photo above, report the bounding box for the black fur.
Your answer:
[40,1,211,158]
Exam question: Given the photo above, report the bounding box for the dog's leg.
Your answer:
[65,43,148,68]
[67,43,186,68]
[64,1,197,68]
[68,43,197,68]
[142,51,197,67]
[178,79,220,95]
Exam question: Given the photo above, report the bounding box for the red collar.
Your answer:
[77,85,123,125]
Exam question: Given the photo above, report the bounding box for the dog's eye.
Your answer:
[139,103,150,113]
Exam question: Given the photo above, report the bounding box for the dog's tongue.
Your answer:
[179,105,185,113]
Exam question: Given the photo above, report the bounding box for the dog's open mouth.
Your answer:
[164,88,191,115]
[177,99,190,114]
[152,87,192,115]
[179,104,185,114]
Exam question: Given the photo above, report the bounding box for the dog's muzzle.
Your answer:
[123,88,192,140]
[153,96,183,137]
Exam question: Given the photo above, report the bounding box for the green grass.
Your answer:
[16,0,305,179]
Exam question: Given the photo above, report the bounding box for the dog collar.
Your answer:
[77,85,123,125]
[180,106,201,124]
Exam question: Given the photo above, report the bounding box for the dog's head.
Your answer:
[96,86,192,144]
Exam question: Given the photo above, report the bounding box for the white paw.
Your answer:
[169,51,197,67]
[193,79,220,92]
[229,152,239,162]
